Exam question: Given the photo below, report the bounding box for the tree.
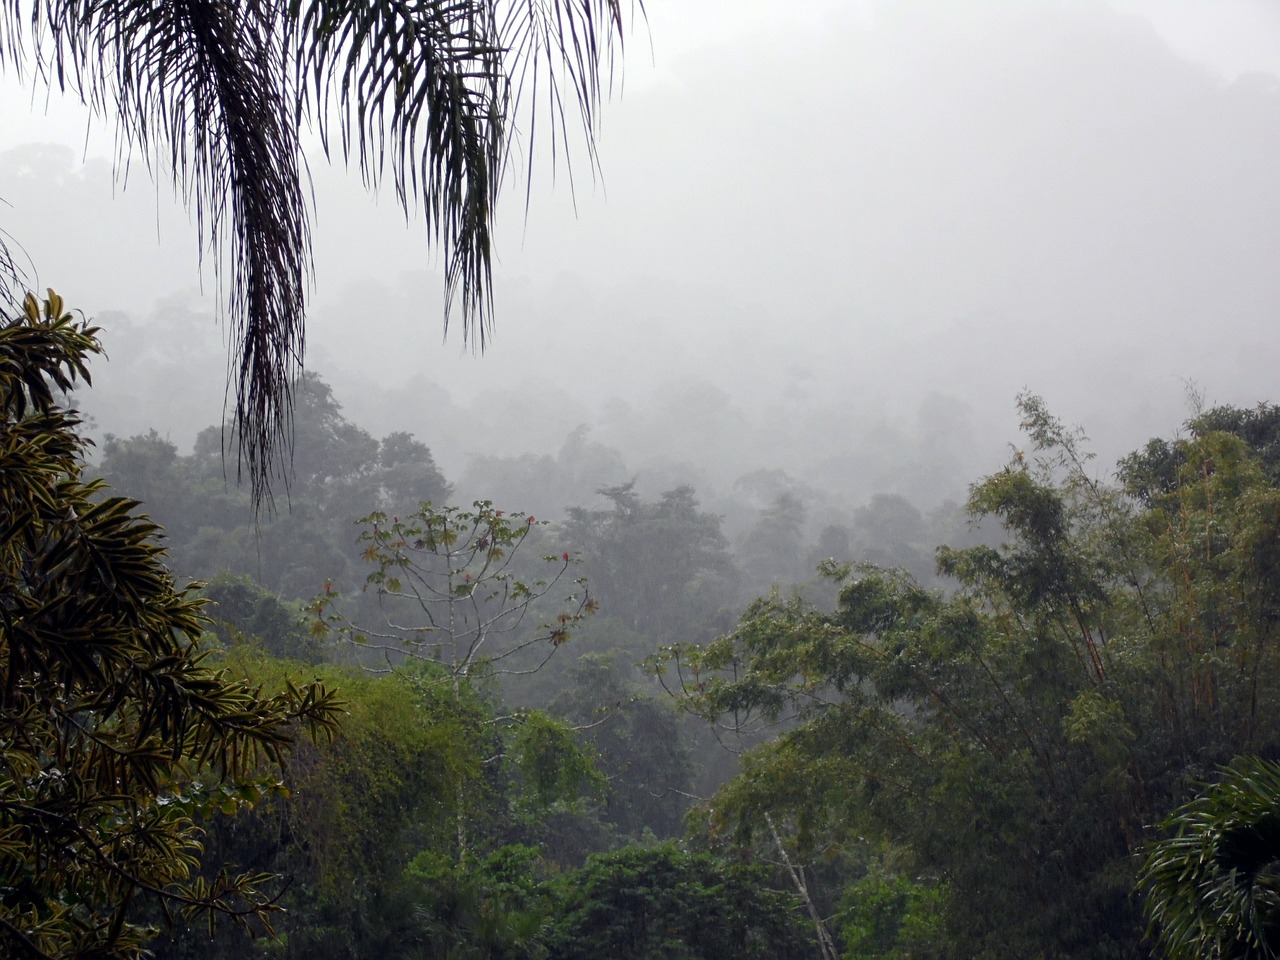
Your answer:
[737,491,808,590]
[376,430,452,516]
[838,862,945,960]
[564,482,741,646]
[147,640,608,960]
[313,499,601,860]
[1,0,638,499]
[658,396,1280,958]
[315,500,594,680]
[202,572,325,664]
[542,843,810,960]
[0,293,344,959]
[1122,402,1280,504]
[1141,756,1280,960]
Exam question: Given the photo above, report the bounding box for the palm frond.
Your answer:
[2,0,638,504]
[292,0,636,347]
[1141,756,1280,960]
[0,222,32,305]
[38,0,311,504]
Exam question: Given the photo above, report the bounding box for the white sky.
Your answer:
[5,2,1277,153]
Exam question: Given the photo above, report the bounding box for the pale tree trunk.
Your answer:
[766,813,840,960]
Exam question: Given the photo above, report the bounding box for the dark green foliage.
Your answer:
[543,844,809,960]
[148,651,611,960]
[0,293,344,959]
[150,659,487,960]
[549,653,694,840]
[1141,756,1280,960]
[404,844,553,960]
[202,572,325,663]
[838,865,946,960]
[97,430,188,529]
[510,711,606,812]
[662,396,1280,959]
[377,840,811,960]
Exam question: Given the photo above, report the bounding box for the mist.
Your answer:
[3,0,1279,526]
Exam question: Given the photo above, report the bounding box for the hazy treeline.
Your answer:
[90,369,984,609]
[12,0,1280,508]
[85,368,985,959]
[92,369,986,818]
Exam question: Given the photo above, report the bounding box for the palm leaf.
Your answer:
[1,0,638,503]
[1141,756,1280,960]
[24,0,309,504]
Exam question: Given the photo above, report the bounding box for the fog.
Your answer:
[3,0,1279,526]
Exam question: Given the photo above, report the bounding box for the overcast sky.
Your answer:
[2,0,1279,509]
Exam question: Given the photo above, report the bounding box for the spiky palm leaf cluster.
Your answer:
[0,0,634,502]
[1142,756,1280,960]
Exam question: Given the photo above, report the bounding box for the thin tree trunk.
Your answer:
[766,813,839,960]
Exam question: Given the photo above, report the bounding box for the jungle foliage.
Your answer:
[0,295,343,959]
[659,394,1280,959]
[17,299,1280,960]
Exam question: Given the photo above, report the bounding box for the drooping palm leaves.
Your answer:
[0,0,636,502]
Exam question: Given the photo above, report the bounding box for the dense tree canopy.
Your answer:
[660,395,1280,958]
[548,653,693,840]
[543,844,809,960]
